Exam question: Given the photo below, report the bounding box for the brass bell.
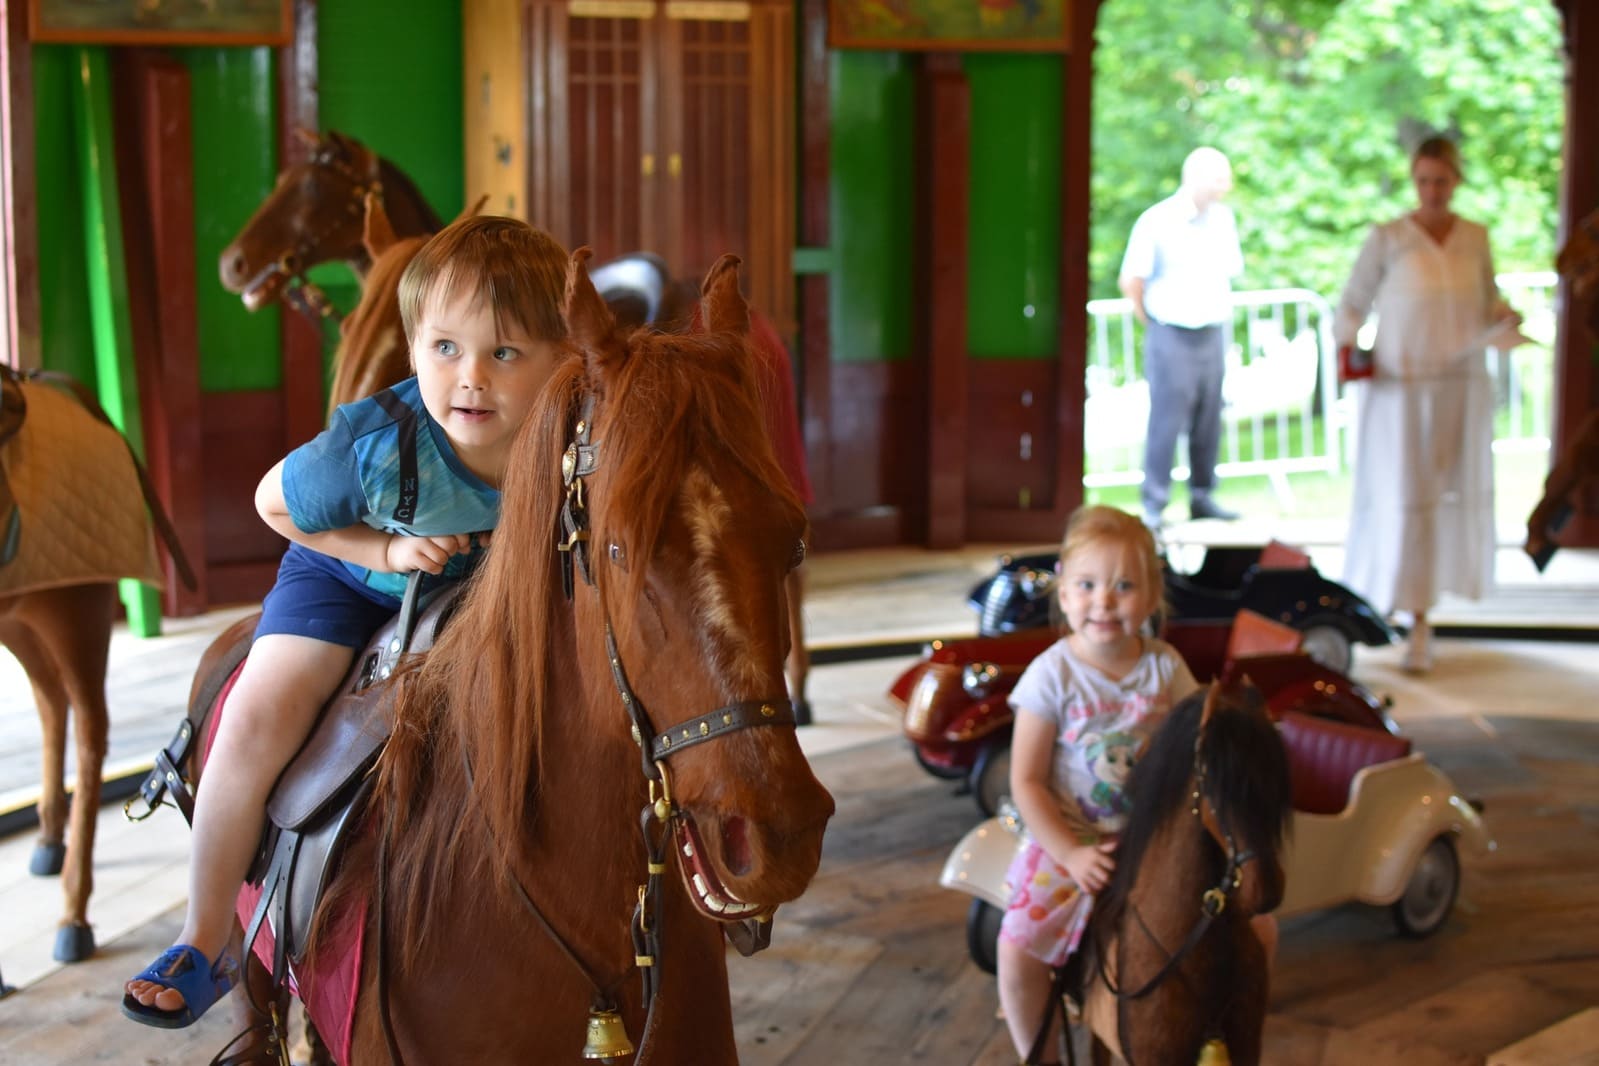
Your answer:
[1196,1038,1232,1066]
[581,1008,635,1060]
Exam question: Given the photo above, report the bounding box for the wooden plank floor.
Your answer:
[4,543,1599,1063]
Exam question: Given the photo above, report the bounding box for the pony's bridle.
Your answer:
[1107,732,1258,1005]
[241,138,381,324]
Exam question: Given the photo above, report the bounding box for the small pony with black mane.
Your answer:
[1045,681,1292,1066]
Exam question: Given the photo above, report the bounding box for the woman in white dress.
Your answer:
[1334,137,1516,672]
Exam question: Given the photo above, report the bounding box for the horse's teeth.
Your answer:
[726,902,757,915]
[693,874,710,900]
[682,839,695,858]
[704,894,727,913]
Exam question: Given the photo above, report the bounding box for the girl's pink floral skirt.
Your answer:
[998,839,1094,967]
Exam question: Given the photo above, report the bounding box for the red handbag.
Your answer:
[1338,345,1375,382]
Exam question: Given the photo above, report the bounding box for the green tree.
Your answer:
[1091,0,1564,303]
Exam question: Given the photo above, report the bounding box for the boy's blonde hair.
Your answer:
[398,215,568,347]
[1059,504,1164,599]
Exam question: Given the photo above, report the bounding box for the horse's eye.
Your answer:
[609,542,627,569]
[788,538,807,572]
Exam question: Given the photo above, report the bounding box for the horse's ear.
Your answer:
[362,192,398,259]
[700,254,749,335]
[565,247,625,366]
[1198,682,1223,730]
[454,194,490,225]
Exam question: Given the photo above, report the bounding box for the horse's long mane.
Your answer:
[370,307,803,969]
[1089,687,1293,953]
[324,235,425,414]
[374,156,443,234]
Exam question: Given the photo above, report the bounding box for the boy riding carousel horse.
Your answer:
[122,214,569,1027]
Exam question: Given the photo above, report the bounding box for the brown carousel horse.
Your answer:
[1035,682,1291,1066]
[223,130,817,717]
[0,367,194,963]
[218,129,440,319]
[172,251,832,1064]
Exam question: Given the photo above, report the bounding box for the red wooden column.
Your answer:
[113,51,207,615]
[797,0,832,520]
[1,0,39,371]
[918,53,969,549]
[278,0,324,450]
[1046,0,1104,537]
[1553,0,1599,546]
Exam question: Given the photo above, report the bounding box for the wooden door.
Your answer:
[524,0,793,337]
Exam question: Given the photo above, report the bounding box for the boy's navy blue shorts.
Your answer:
[255,544,402,648]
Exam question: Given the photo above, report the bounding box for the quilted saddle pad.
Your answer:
[0,380,162,596]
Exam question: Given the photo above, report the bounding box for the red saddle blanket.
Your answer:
[201,665,369,1066]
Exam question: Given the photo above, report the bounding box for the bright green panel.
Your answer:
[184,48,281,391]
[829,51,914,365]
[318,0,463,223]
[32,47,95,384]
[963,53,1061,361]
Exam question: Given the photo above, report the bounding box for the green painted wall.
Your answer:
[184,48,281,391]
[829,51,914,364]
[826,51,1063,365]
[963,53,1061,361]
[32,47,94,385]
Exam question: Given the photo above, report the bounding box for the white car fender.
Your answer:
[939,813,1024,911]
[1280,755,1493,916]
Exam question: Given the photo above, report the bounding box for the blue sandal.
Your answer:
[121,944,240,1029]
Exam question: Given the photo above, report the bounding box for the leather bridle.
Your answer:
[241,137,381,325]
[377,390,798,1065]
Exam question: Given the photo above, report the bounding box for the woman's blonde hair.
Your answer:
[1055,505,1166,627]
[1412,136,1464,180]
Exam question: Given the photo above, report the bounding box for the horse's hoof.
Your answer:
[29,841,65,877]
[53,922,95,962]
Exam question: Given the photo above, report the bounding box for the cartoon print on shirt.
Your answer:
[1080,731,1140,822]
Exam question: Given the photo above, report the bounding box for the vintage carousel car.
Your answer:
[891,609,1395,817]
[970,539,1396,673]
[940,667,1493,973]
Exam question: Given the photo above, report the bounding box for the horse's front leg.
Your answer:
[43,584,114,962]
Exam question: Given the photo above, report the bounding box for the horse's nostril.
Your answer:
[721,815,753,877]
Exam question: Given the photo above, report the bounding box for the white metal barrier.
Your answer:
[1084,273,1557,500]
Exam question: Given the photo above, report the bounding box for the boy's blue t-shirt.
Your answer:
[281,377,500,599]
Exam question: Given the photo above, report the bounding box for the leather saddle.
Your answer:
[137,574,462,976]
[590,251,671,329]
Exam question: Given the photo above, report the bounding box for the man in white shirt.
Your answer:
[1119,147,1244,530]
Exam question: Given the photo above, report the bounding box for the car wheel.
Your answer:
[1299,622,1353,674]
[966,899,1004,975]
[911,744,969,781]
[970,740,1013,818]
[1392,836,1460,938]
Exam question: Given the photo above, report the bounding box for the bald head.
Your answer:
[1181,147,1233,210]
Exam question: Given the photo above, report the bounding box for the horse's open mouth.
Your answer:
[240,277,284,312]
[237,266,288,312]
[674,814,771,923]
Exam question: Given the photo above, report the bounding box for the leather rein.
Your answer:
[376,392,796,1065]
[241,141,381,325]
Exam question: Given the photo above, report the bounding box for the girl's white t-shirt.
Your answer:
[1008,636,1200,836]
